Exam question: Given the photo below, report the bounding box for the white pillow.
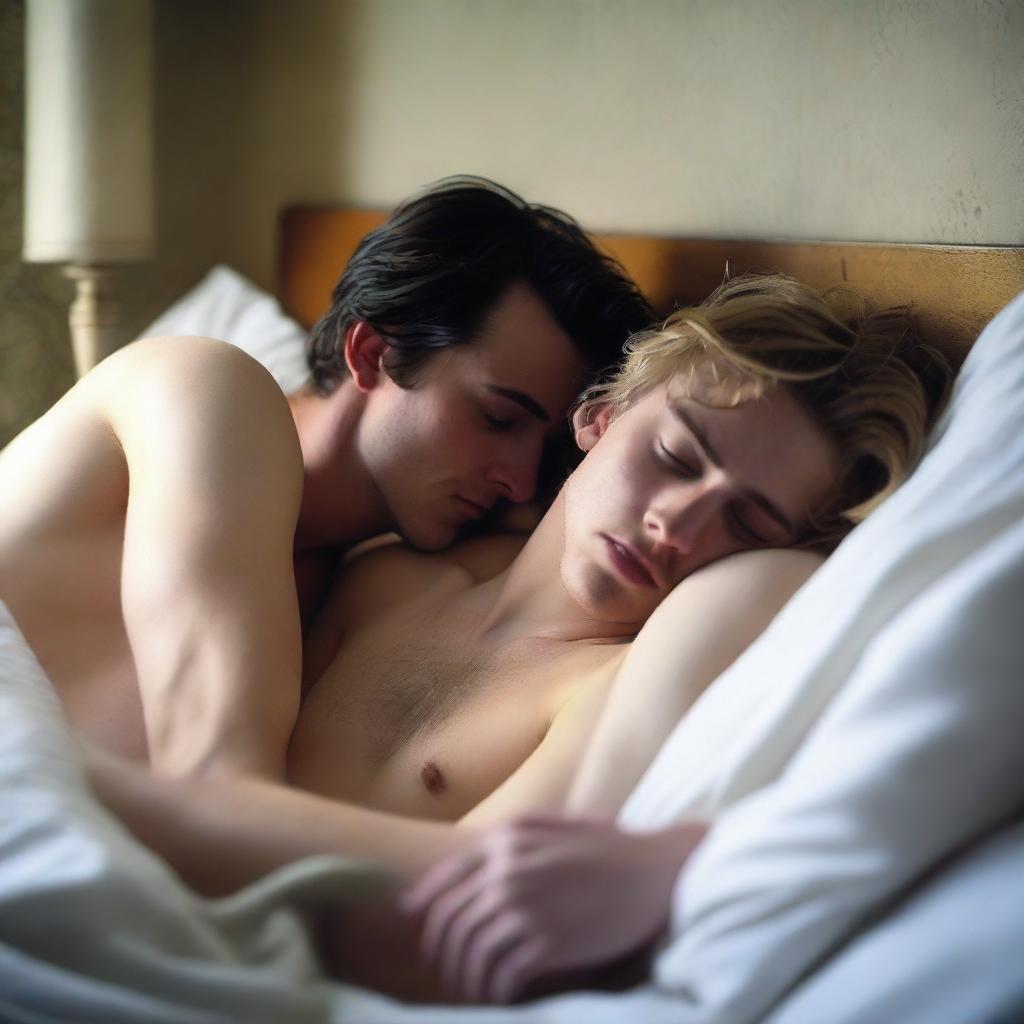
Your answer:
[138,265,312,395]
[765,816,1024,1024]
[618,289,1024,1022]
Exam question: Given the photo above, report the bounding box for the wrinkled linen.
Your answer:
[0,600,391,1024]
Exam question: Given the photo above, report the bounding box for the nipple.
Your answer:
[420,760,447,795]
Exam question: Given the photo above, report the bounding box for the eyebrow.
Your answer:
[486,385,551,422]
[670,402,796,535]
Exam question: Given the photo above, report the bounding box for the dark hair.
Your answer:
[306,176,653,393]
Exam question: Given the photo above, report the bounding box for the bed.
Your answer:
[2,210,1023,1023]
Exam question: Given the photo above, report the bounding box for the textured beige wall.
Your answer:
[211,0,1024,291]
[3,0,1022,441]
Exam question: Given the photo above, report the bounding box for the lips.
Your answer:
[603,535,658,589]
[454,495,490,519]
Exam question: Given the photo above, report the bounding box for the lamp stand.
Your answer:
[64,265,125,378]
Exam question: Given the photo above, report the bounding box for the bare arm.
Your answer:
[567,547,823,814]
[96,338,306,779]
[89,643,609,894]
[457,550,820,828]
[88,747,471,894]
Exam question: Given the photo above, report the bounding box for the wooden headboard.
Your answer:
[279,205,1024,362]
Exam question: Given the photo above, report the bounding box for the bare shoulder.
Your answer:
[326,532,525,628]
[92,335,291,427]
[303,531,526,685]
[5,335,294,481]
[441,532,527,581]
[2,338,292,540]
[630,546,823,667]
[90,337,303,496]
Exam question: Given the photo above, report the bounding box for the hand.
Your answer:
[400,814,708,1004]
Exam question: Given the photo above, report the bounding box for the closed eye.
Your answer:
[655,439,701,479]
[727,504,772,546]
[479,403,523,432]
[483,412,515,431]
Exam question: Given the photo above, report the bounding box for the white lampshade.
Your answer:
[23,0,154,265]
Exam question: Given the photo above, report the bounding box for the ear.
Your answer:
[344,321,391,392]
[572,401,614,452]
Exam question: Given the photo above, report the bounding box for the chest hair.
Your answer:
[324,629,512,765]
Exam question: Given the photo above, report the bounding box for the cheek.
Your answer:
[567,448,643,531]
[406,395,467,446]
[428,406,500,477]
[611,444,661,517]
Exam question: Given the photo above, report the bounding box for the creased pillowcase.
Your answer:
[138,265,311,395]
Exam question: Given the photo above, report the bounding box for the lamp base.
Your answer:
[64,265,126,378]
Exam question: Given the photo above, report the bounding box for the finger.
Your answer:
[490,935,548,1005]
[515,811,615,832]
[462,911,528,1004]
[437,888,504,998]
[400,848,482,916]
[419,873,487,967]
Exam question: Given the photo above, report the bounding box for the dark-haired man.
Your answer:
[0,177,652,783]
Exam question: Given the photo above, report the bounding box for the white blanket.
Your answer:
[2,290,1023,1023]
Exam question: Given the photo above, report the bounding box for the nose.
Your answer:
[489,440,540,504]
[643,485,720,555]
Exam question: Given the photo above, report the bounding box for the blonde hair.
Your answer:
[580,273,953,550]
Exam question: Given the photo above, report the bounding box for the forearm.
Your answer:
[91,756,473,896]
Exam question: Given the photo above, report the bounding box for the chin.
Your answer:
[563,557,637,620]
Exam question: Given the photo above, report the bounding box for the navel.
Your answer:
[420,760,447,795]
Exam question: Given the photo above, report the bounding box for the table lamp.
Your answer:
[23,0,154,378]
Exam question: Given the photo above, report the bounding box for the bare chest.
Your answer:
[289,612,619,820]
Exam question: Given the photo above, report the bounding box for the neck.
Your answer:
[288,383,392,552]
[474,491,641,647]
